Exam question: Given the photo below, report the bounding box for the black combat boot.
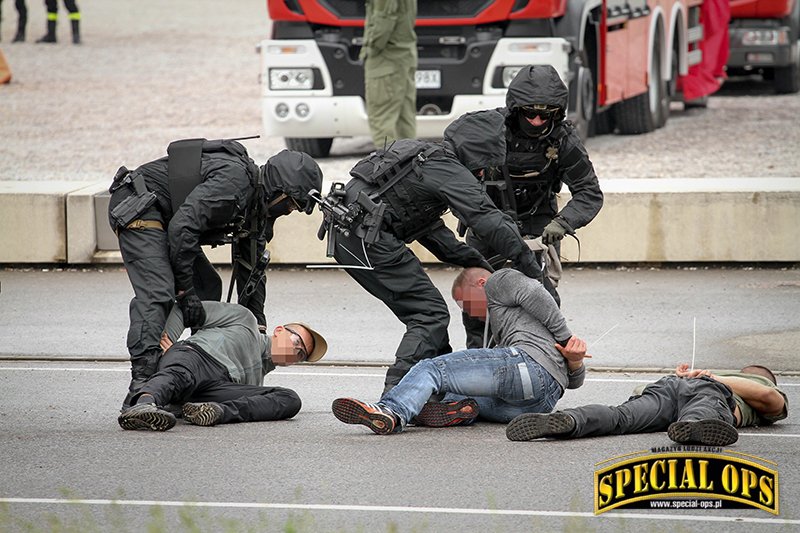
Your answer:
[70,19,80,44]
[13,12,27,42]
[121,351,160,411]
[36,20,56,43]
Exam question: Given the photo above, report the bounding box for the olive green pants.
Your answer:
[365,60,416,146]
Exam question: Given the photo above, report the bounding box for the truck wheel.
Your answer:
[573,65,595,140]
[775,1,800,94]
[614,38,662,134]
[659,41,678,127]
[775,59,800,94]
[592,109,615,135]
[774,41,799,93]
[285,138,334,158]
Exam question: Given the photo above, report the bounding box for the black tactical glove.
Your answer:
[515,250,544,281]
[176,287,206,328]
[477,258,495,273]
[542,217,568,245]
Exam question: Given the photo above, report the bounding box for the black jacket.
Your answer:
[349,138,540,277]
[446,65,603,236]
[504,65,603,233]
[134,143,260,292]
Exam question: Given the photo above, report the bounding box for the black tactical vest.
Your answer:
[490,126,567,218]
[349,139,445,242]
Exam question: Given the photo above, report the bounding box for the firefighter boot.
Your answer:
[121,352,160,411]
[71,19,80,44]
[36,20,57,43]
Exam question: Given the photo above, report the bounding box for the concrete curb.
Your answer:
[2,356,799,377]
[1,177,799,264]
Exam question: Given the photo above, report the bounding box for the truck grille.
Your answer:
[317,0,494,19]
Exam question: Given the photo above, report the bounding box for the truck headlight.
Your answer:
[741,29,789,46]
[502,66,524,87]
[269,68,314,90]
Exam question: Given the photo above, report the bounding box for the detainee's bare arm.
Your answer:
[675,364,784,416]
[712,375,785,417]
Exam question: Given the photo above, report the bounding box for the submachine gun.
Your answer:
[236,249,271,306]
[307,183,386,257]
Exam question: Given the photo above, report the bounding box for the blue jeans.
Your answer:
[379,347,563,426]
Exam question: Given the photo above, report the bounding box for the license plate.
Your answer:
[416,70,441,89]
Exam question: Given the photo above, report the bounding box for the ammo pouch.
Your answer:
[109,171,158,229]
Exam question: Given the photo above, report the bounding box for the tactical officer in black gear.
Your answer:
[108,139,322,408]
[446,65,603,348]
[324,113,543,393]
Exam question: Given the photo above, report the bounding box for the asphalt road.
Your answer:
[0,363,797,532]
[1,266,798,372]
[1,266,799,531]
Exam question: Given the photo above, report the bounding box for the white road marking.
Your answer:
[0,498,797,524]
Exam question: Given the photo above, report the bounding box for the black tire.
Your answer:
[614,37,662,134]
[592,109,615,135]
[659,41,678,127]
[775,1,800,94]
[572,65,595,140]
[775,59,800,94]
[285,137,334,158]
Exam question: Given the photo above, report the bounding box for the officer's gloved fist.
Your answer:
[516,251,544,282]
[542,217,568,245]
[176,287,206,328]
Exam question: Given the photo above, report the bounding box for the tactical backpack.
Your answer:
[166,137,258,213]
[349,139,444,242]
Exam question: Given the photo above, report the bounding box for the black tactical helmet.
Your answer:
[505,65,568,138]
[261,150,323,214]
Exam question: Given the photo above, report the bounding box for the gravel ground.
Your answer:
[1,0,799,183]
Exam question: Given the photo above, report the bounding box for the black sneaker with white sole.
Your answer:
[667,419,739,446]
[506,412,576,441]
[118,403,177,432]
[182,402,224,426]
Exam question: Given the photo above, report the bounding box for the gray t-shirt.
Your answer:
[164,301,274,386]
[486,269,583,390]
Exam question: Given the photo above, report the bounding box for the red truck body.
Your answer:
[261,0,731,156]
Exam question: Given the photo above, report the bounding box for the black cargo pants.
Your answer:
[134,344,300,423]
[109,190,221,384]
[333,224,453,394]
[561,376,737,438]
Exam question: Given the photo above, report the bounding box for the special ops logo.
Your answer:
[594,450,779,515]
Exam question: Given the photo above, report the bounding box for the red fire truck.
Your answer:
[261,0,727,157]
[728,0,799,93]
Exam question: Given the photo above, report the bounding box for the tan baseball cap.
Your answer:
[292,322,328,362]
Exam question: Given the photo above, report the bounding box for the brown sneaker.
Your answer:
[331,398,397,435]
[667,419,738,446]
[414,399,479,427]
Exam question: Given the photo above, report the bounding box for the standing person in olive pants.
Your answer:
[361,0,417,147]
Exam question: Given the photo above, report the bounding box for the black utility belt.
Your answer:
[110,189,157,229]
